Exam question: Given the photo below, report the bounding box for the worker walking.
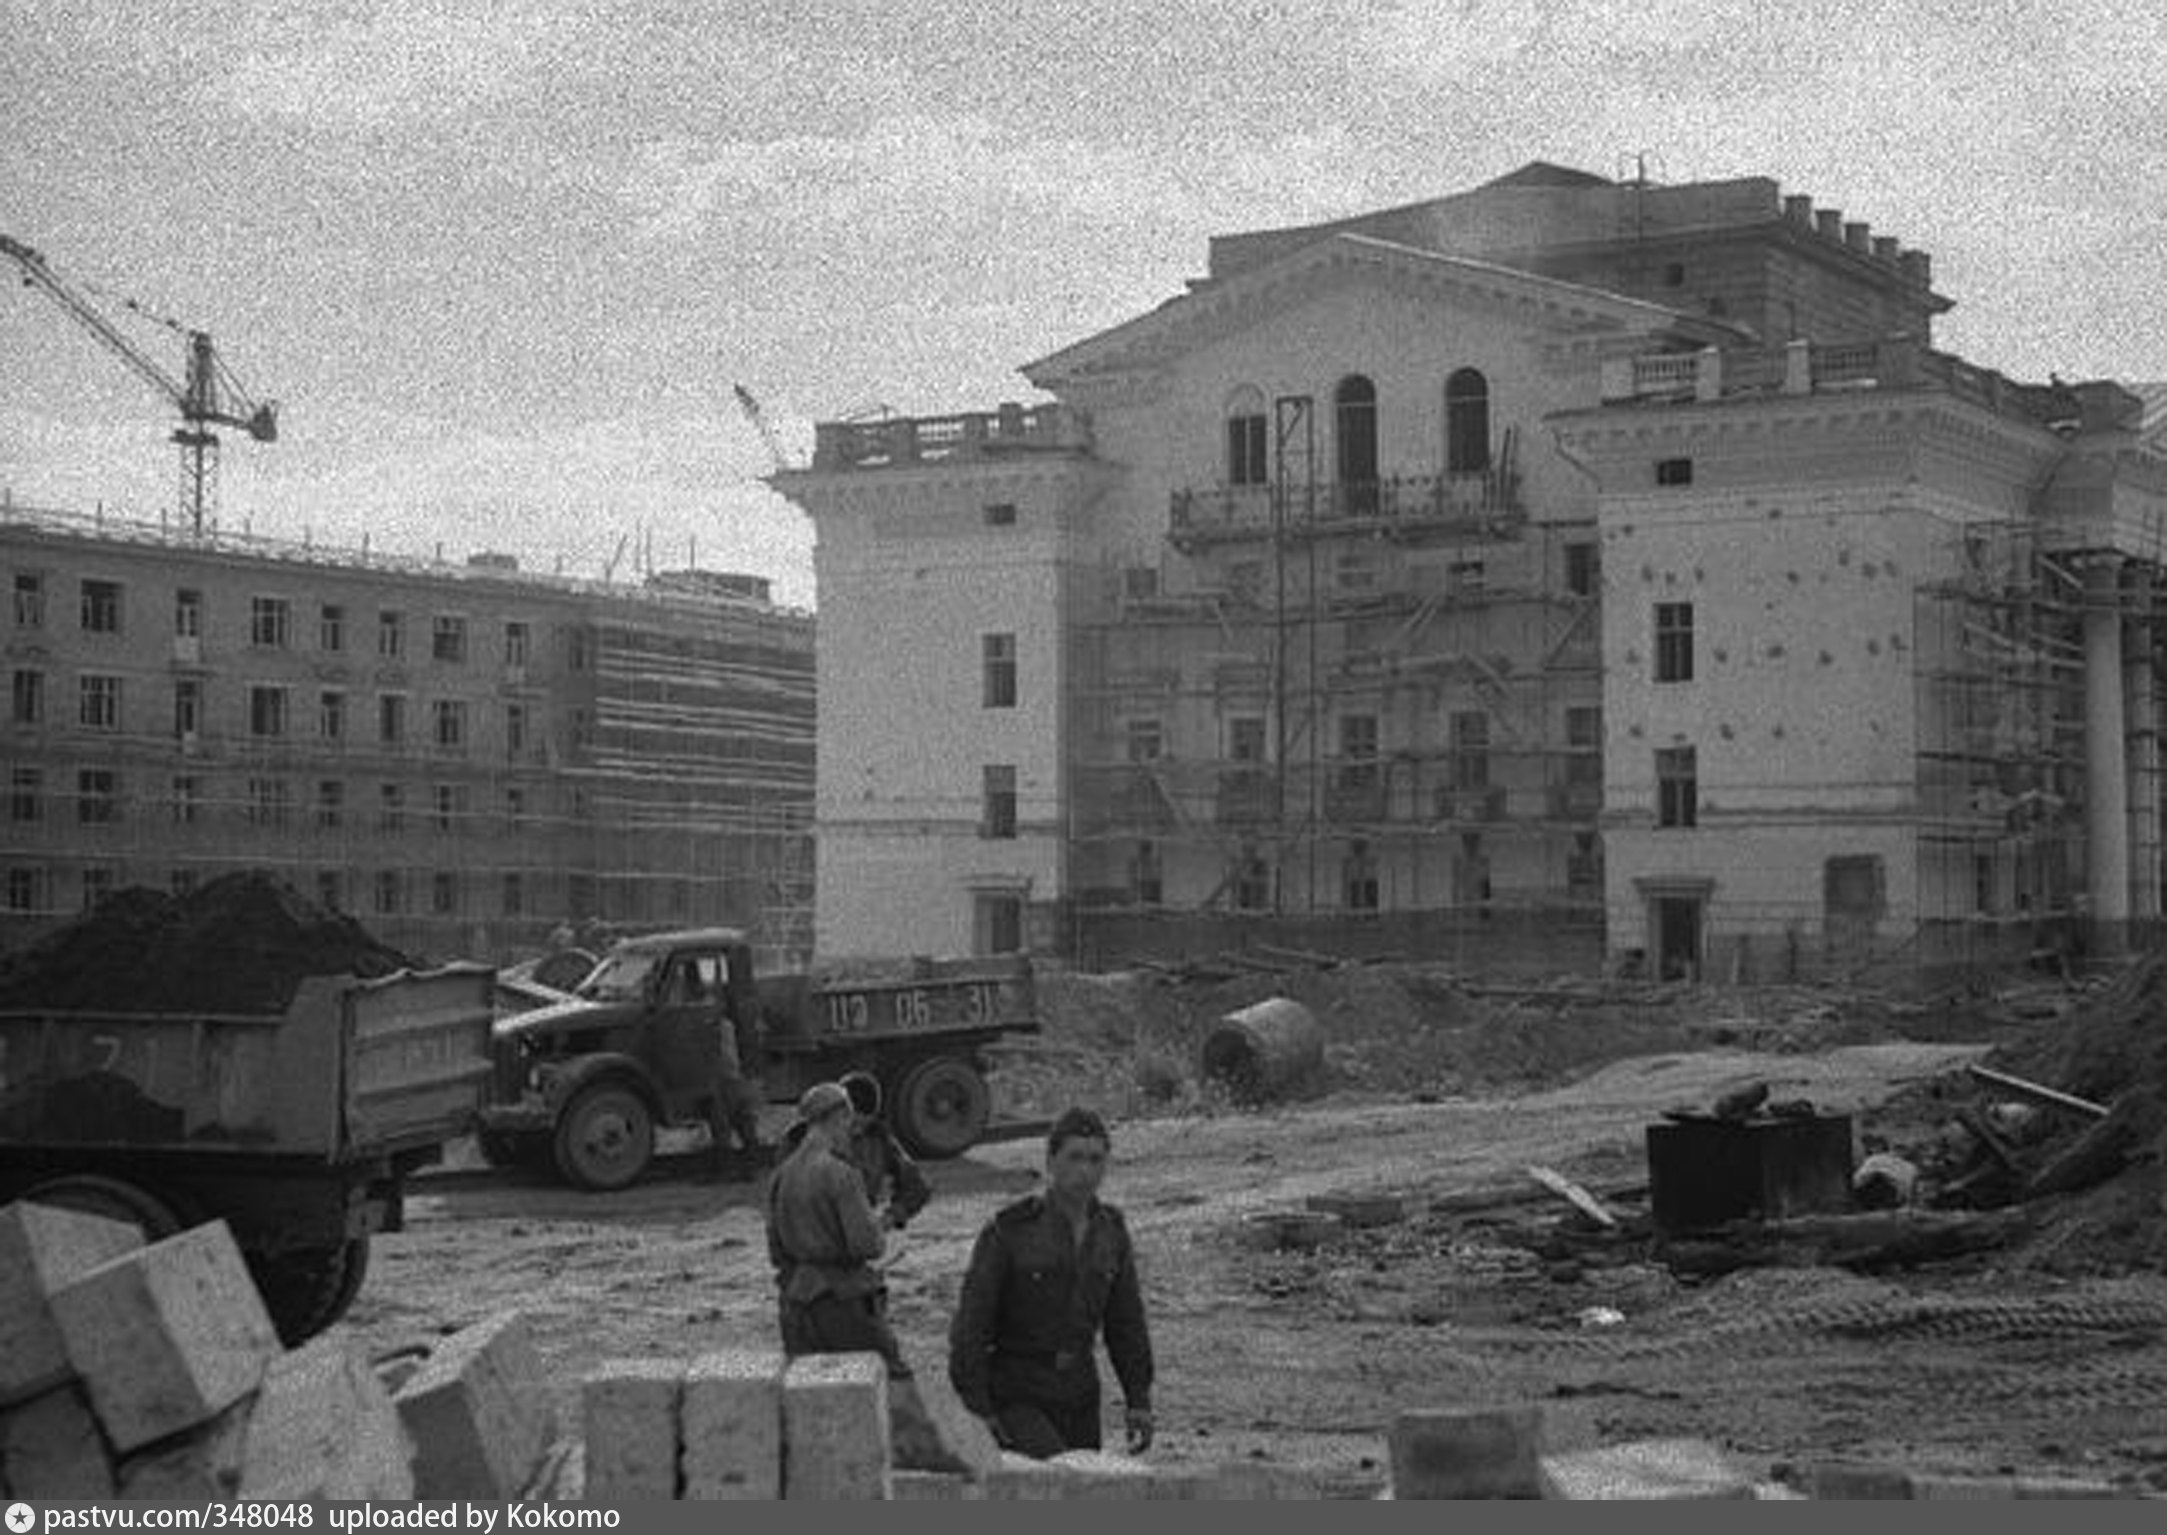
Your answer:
[765,1081,911,1379]
[948,1106,1154,1459]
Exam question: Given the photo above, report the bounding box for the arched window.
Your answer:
[1445,368,1490,474]
[1224,385,1267,487]
[1334,374,1377,513]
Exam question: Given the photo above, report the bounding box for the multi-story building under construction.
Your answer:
[0,505,814,965]
[777,162,2167,980]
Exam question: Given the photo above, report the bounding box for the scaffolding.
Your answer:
[1066,424,1605,965]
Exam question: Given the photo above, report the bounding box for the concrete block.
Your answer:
[888,1369,1001,1478]
[2014,1476,2127,1499]
[115,1400,252,1501]
[982,1449,1068,1500]
[891,1470,982,1500]
[240,1329,414,1500]
[1911,1473,2020,1499]
[581,1359,682,1501]
[48,1221,280,1453]
[395,1310,555,1499]
[780,1353,889,1501]
[680,1347,784,1501]
[1388,1403,1547,1499]
[1050,1449,1212,1498]
[0,1382,114,1499]
[1210,1461,1329,1499]
[0,1202,144,1405]
[1539,1438,1754,1499]
[1806,1462,1914,1498]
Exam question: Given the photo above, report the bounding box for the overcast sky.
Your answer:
[5,1,2161,609]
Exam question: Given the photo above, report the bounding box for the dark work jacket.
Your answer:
[947,1193,1153,1417]
[765,1141,883,1304]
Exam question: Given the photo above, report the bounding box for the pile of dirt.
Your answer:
[1986,953,2167,1107]
[0,872,419,1015]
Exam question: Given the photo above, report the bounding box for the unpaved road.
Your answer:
[349,1042,2167,1494]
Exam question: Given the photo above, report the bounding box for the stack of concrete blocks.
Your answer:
[0,1203,411,1499]
[1383,1403,1761,1499]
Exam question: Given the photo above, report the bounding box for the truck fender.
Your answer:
[540,1053,663,1116]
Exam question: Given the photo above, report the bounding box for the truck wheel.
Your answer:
[254,1236,371,1346]
[893,1056,991,1160]
[555,1082,655,1191]
[23,1175,186,1240]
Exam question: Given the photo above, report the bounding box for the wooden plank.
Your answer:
[1967,1064,2109,1120]
[1526,1164,1619,1228]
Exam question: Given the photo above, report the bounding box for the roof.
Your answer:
[1022,231,1738,389]
[1480,160,1614,189]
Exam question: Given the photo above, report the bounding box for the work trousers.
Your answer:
[779,1289,912,1380]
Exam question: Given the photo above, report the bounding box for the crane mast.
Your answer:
[2,233,278,536]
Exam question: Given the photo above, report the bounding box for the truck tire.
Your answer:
[22,1174,186,1240]
[555,1082,655,1191]
[254,1236,371,1346]
[892,1055,991,1160]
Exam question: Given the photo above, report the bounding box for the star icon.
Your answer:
[6,1502,36,1534]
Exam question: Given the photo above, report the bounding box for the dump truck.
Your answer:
[481,927,1037,1190]
[0,964,497,1344]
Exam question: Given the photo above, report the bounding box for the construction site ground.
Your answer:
[346,963,2167,1497]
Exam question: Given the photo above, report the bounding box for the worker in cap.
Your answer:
[948,1106,1154,1458]
[764,1080,911,1378]
[781,1071,933,1231]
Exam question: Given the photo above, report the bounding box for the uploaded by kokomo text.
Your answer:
[14,1509,621,1533]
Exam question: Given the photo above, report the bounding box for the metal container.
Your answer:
[1646,1113,1856,1234]
[1200,997,1324,1105]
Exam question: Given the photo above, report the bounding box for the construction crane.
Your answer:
[732,382,797,474]
[2,233,278,536]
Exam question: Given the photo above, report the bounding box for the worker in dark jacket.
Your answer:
[765,1080,911,1378]
[781,1071,932,1228]
[947,1106,1154,1458]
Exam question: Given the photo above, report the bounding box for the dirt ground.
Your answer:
[350,1018,2167,1497]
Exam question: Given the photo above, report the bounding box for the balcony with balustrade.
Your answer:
[1168,466,1526,551]
[807,402,1094,471]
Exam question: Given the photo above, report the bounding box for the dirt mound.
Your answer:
[0,871,419,1014]
[1986,953,2167,1106]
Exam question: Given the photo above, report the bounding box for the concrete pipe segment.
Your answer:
[1199,997,1326,1105]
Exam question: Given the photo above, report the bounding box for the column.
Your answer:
[2084,560,2130,953]
[2125,568,2161,929]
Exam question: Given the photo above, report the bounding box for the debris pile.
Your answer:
[0,872,417,1015]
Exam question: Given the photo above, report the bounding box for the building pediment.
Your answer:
[1022,234,1740,394]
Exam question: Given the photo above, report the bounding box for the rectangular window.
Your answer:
[1129,840,1162,906]
[247,777,291,827]
[1226,413,1268,487]
[79,674,121,731]
[379,783,405,830]
[1654,602,1694,683]
[315,780,344,828]
[1450,711,1490,791]
[983,502,1018,527]
[373,870,403,916]
[250,596,291,649]
[501,871,525,917]
[432,615,467,664]
[1564,541,1599,597]
[320,603,346,652]
[172,775,200,825]
[378,610,405,659]
[982,633,1017,709]
[1445,559,1486,595]
[1655,457,1695,486]
[568,628,592,672]
[379,694,407,746]
[1337,714,1379,792]
[505,785,527,830]
[1125,718,1164,763]
[80,579,122,634]
[317,871,343,911]
[10,670,44,726]
[505,702,528,757]
[1656,746,1698,828]
[1565,705,1602,787]
[174,678,201,739]
[9,768,40,823]
[432,783,465,832]
[1344,840,1380,912]
[249,685,288,738]
[175,589,203,637]
[432,870,459,915]
[433,699,466,751]
[982,764,1018,839]
[5,867,42,912]
[14,574,44,628]
[1233,848,1272,911]
[77,769,119,824]
[570,708,592,750]
[320,690,346,741]
[81,866,115,912]
[503,620,530,667]
[1228,716,1267,763]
